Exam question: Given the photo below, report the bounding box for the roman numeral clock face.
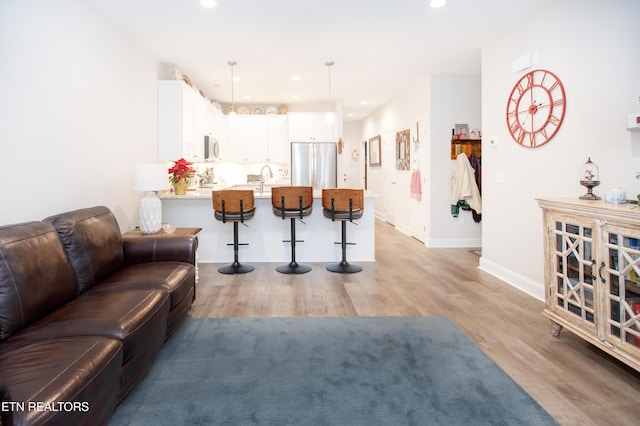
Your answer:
[506,69,566,148]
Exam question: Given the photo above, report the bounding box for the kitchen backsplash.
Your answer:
[191,161,289,187]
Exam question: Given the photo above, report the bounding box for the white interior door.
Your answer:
[382,132,396,225]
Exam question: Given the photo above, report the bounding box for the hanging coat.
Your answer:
[450,153,482,217]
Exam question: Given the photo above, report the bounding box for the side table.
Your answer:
[123,227,202,282]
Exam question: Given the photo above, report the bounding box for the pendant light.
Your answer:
[325,61,335,125]
[227,61,237,117]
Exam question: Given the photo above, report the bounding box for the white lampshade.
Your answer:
[133,163,170,234]
[133,163,170,192]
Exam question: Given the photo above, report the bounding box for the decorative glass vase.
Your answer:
[173,179,188,195]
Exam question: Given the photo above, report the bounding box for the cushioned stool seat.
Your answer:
[272,186,313,274]
[212,190,256,274]
[322,188,364,274]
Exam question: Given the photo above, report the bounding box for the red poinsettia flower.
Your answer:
[168,158,196,184]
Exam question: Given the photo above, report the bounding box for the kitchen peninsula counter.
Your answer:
[159,188,377,263]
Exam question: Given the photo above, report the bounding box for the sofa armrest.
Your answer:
[122,235,198,266]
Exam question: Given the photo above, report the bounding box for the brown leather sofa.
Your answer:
[0,206,198,425]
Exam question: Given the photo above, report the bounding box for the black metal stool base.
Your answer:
[218,262,254,274]
[326,220,362,274]
[276,261,312,274]
[326,260,362,274]
[217,221,253,275]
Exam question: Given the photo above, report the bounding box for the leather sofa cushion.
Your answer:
[0,222,79,341]
[0,337,122,426]
[9,289,169,363]
[94,262,195,309]
[123,235,198,266]
[44,206,124,293]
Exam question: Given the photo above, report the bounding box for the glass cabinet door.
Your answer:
[549,216,597,332]
[601,223,640,350]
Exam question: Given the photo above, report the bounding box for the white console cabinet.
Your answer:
[537,197,640,372]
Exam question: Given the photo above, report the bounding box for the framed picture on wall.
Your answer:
[369,135,381,167]
[396,129,410,170]
[454,123,469,140]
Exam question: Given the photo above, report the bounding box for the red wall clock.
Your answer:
[506,69,566,148]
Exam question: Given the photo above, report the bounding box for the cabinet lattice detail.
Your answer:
[538,198,640,372]
[603,225,640,347]
[551,221,595,325]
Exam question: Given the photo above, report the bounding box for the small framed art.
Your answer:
[369,135,381,167]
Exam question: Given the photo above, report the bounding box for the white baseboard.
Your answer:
[478,257,544,301]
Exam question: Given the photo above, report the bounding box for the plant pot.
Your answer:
[173,179,188,195]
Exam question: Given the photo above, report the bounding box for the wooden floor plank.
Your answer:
[190,219,640,425]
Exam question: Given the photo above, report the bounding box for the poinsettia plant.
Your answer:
[168,158,195,184]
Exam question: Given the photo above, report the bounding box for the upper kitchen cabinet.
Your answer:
[266,115,288,163]
[227,115,288,163]
[288,112,336,142]
[158,80,223,162]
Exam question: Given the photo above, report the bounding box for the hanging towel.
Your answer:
[410,169,422,200]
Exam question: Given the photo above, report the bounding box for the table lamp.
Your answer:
[133,163,170,234]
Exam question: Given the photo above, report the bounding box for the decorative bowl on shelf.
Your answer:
[162,224,176,234]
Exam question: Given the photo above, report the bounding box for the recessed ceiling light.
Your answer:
[429,0,447,8]
[291,75,300,81]
[291,95,299,100]
[243,95,251,100]
[360,101,368,105]
[200,0,217,8]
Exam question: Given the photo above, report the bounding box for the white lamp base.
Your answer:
[139,192,162,234]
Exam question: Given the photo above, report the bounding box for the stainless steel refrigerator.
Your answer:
[290,142,337,190]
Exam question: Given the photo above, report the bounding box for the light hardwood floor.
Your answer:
[190,219,640,425]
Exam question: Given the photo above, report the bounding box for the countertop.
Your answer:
[159,185,378,200]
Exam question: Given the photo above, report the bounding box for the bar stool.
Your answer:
[322,188,364,274]
[212,190,256,274]
[271,186,313,274]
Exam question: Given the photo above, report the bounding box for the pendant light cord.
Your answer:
[325,61,334,114]
[228,61,237,112]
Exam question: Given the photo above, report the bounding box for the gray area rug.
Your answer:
[110,317,557,425]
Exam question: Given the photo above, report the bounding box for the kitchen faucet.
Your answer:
[259,164,273,194]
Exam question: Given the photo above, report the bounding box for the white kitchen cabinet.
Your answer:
[265,115,289,163]
[227,116,266,163]
[158,80,219,162]
[212,107,226,161]
[227,115,288,163]
[287,112,336,142]
[158,80,195,161]
[195,98,215,162]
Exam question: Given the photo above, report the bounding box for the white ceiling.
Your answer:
[85,0,553,121]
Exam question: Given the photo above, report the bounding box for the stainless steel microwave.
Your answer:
[204,135,219,161]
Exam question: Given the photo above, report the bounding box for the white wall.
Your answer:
[357,74,482,246]
[0,0,158,230]
[480,0,640,299]
[428,74,482,247]
[343,121,363,188]
[358,79,429,237]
